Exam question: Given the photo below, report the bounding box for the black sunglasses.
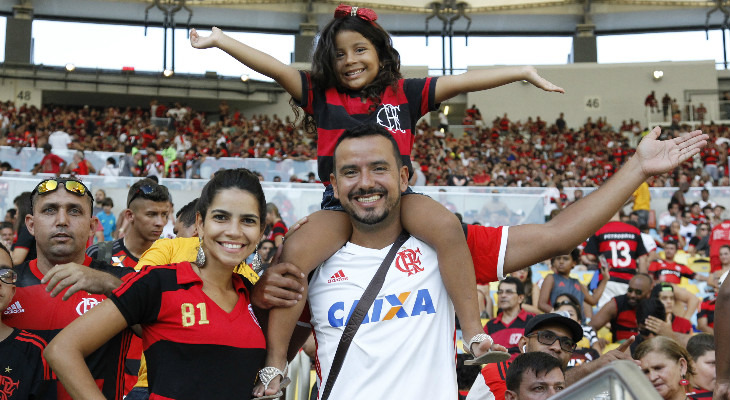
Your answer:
[526,330,576,352]
[127,184,160,207]
[553,300,578,309]
[31,179,94,207]
[0,267,18,285]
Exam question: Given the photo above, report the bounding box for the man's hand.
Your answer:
[41,263,122,300]
[250,262,305,310]
[600,336,640,367]
[636,127,708,177]
[645,315,674,337]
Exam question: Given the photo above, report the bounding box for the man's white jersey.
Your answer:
[306,236,457,400]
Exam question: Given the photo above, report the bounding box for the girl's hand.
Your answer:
[190,27,222,49]
[523,66,565,94]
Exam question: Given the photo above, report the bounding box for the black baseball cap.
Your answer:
[524,312,583,343]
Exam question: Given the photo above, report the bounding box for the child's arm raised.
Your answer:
[434,65,564,104]
[191,27,303,102]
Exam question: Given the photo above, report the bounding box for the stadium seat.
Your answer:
[689,258,711,274]
[602,342,621,354]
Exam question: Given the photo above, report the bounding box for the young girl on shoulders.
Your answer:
[192,6,564,394]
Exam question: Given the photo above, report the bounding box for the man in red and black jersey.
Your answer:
[87,179,170,269]
[698,296,716,334]
[583,214,648,307]
[3,178,135,400]
[648,240,699,284]
[85,179,171,394]
[484,277,535,357]
[590,274,652,342]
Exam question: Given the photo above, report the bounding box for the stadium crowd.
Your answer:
[2,100,730,189]
[2,98,730,400]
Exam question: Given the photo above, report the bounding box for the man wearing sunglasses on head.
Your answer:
[87,179,170,269]
[468,311,638,400]
[2,178,135,399]
[0,242,52,400]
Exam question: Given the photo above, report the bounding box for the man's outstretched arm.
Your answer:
[503,127,707,274]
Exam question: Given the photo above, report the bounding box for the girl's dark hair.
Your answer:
[311,16,401,109]
[196,168,266,230]
[650,282,674,299]
[686,333,714,362]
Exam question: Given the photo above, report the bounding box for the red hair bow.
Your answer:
[334,4,378,23]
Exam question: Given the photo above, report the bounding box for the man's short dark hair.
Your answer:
[500,276,525,296]
[0,221,12,231]
[175,198,198,228]
[127,179,170,207]
[332,124,402,175]
[687,333,714,361]
[505,352,564,392]
[636,298,666,328]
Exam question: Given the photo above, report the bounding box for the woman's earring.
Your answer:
[196,237,206,267]
[252,251,262,274]
[679,375,689,386]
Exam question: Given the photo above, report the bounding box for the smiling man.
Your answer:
[258,123,708,398]
[255,124,505,399]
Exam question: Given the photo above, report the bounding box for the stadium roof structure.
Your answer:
[4,0,730,37]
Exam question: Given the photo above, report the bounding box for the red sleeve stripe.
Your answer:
[17,333,51,379]
[114,264,172,297]
[420,77,433,116]
[116,330,133,400]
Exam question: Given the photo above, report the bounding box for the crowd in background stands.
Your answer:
[1,100,730,188]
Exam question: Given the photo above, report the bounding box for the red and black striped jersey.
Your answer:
[611,294,639,342]
[648,259,695,283]
[698,297,716,329]
[0,328,51,400]
[110,262,266,400]
[86,238,140,269]
[485,310,535,357]
[297,71,439,185]
[584,221,648,283]
[4,257,135,400]
[469,360,512,400]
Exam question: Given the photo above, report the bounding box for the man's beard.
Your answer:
[343,187,395,226]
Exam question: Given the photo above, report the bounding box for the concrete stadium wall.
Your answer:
[464,60,719,128]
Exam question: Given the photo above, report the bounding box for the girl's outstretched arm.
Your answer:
[434,65,564,103]
[191,27,303,102]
